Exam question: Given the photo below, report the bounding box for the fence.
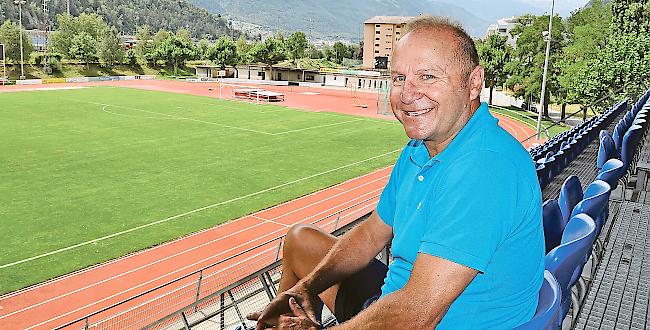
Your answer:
[54,194,383,330]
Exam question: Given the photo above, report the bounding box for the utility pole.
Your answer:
[67,0,70,15]
[43,0,51,73]
[536,0,555,139]
[14,0,27,80]
[1,44,6,83]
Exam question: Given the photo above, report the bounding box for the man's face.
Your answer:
[390,29,475,146]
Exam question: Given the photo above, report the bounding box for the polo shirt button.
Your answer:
[418,175,424,182]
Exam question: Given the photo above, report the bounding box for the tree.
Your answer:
[557,0,612,117]
[611,0,650,34]
[0,20,33,63]
[135,25,152,63]
[236,36,253,64]
[285,31,308,62]
[152,34,195,75]
[248,37,286,79]
[477,33,512,105]
[50,13,108,59]
[69,32,97,68]
[195,38,210,60]
[506,14,565,116]
[207,36,238,70]
[307,44,322,59]
[332,41,349,63]
[98,27,125,66]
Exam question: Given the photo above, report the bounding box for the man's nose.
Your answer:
[400,79,423,104]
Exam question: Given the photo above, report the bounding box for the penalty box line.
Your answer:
[0,148,401,270]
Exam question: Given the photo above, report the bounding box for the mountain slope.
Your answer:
[190,0,492,39]
[0,0,233,39]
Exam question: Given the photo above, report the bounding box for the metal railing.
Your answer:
[54,193,382,330]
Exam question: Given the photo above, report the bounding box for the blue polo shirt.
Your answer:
[376,102,544,329]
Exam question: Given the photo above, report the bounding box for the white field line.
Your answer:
[0,175,389,321]
[0,149,400,270]
[0,166,392,299]
[498,119,519,139]
[272,119,363,135]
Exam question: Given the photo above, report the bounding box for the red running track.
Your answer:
[0,80,543,329]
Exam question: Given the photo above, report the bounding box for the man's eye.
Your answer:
[422,74,435,80]
[392,75,406,84]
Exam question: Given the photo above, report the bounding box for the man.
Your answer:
[250,15,544,329]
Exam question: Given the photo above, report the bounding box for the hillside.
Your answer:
[189,0,492,40]
[0,0,234,39]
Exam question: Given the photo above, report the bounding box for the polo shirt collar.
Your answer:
[408,102,492,166]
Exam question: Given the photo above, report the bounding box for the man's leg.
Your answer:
[278,223,388,323]
[279,224,339,316]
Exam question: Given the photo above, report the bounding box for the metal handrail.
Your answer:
[53,193,381,329]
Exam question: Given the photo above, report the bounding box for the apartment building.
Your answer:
[362,16,413,70]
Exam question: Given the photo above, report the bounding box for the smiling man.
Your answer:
[250,16,544,329]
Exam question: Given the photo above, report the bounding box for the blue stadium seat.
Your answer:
[558,176,583,225]
[543,200,565,254]
[513,270,561,330]
[613,119,625,151]
[621,125,644,175]
[545,214,597,326]
[597,130,617,171]
[570,180,611,238]
[596,159,625,192]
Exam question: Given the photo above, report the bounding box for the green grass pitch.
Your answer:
[0,86,406,293]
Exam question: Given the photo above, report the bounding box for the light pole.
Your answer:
[536,0,555,139]
[14,0,27,80]
[1,43,6,83]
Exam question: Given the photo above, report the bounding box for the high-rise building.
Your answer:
[485,16,519,47]
[362,16,413,70]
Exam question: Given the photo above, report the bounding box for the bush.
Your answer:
[49,57,63,73]
[124,49,137,66]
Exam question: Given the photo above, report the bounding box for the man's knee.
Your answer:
[284,224,335,263]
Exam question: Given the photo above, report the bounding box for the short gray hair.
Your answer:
[403,15,479,77]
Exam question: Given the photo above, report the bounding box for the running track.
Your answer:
[0,80,543,329]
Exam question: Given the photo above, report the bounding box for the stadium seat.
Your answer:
[597,130,617,171]
[545,214,597,326]
[613,119,625,151]
[513,270,562,330]
[558,176,583,225]
[543,200,565,254]
[621,125,644,175]
[570,180,611,238]
[596,159,625,192]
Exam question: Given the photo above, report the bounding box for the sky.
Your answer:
[519,0,593,16]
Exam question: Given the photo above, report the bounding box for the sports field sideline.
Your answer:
[0,86,406,293]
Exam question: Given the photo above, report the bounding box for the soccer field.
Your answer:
[0,86,406,293]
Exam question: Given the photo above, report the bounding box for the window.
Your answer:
[376,24,380,27]
[396,32,400,35]
[375,50,379,53]
[376,31,380,34]
[375,37,380,40]
[498,28,507,33]
[375,43,379,47]
[306,74,314,81]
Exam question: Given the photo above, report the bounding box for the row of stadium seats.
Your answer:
[533,100,628,189]
[517,88,650,329]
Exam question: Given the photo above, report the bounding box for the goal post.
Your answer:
[377,80,391,115]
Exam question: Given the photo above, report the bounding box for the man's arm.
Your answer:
[334,253,477,329]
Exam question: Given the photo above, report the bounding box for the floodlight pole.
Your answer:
[15,0,27,80]
[1,44,6,82]
[536,0,554,139]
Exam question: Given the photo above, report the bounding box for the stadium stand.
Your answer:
[54,88,650,329]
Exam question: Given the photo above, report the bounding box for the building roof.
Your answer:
[364,16,414,25]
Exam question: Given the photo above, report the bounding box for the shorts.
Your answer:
[334,258,388,323]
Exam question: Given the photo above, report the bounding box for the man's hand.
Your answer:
[249,282,321,330]
[275,297,321,330]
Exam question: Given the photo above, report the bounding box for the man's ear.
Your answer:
[468,65,484,101]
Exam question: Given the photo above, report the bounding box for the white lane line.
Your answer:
[0,149,400,270]
[0,166,392,299]
[271,119,364,135]
[68,99,276,136]
[0,176,388,321]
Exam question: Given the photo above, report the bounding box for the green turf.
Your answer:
[0,86,407,293]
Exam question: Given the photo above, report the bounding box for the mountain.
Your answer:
[189,0,493,40]
[0,0,234,39]
[434,0,545,22]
